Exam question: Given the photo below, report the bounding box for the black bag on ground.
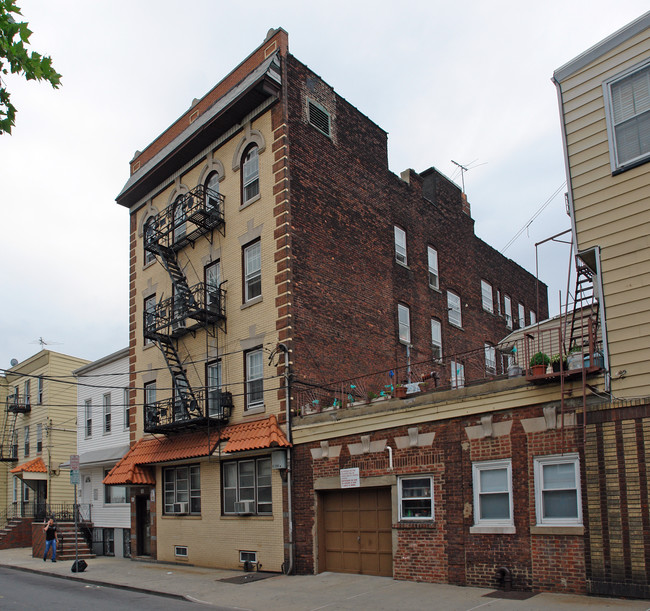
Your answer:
[71,559,88,573]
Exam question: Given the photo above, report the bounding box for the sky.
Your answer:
[0,0,648,370]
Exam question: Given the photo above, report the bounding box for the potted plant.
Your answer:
[366,391,378,404]
[529,352,550,376]
[393,384,407,399]
[550,353,566,373]
[567,345,583,370]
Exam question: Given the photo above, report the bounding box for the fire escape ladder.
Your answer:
[0,408,17,462]
[568,263,599,353]
[157,338,201,419]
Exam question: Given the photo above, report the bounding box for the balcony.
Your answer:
[143,283,226,341]
[144,185,225,255]
[144,388,233,434]
[6,393,31,414]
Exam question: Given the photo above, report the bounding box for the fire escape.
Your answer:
[143,185,232,434]
[0,392,30,462]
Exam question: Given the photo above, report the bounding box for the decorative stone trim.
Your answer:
[521,409,576,433]
[310,441,342,460]
[395,427,436,449]
[348,438,387,456]
[465,419,513,440]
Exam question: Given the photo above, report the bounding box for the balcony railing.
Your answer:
[144,185,225,254]
[143,283,226,340]
[6,393,31,414]
[144,388,233,433]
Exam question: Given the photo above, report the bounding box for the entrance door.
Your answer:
[319,487,392,576]
[135,495,151,556]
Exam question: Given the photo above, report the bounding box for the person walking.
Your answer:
[43,518,58,562]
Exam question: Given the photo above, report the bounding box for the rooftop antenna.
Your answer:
[451,160,469,193]
[30,337,62,349]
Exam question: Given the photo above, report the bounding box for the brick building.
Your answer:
[109,28,546,573]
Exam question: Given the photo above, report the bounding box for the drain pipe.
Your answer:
[385,444,393,471]
[496,566,512,591]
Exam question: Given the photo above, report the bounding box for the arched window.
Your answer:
[242,145,259,204]
[205,171,220,211]
[143,216,156,265]
[172,194,187,243]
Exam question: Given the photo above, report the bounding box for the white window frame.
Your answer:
[451,360,465,389]
[24,425,29,457]
[242,145,260,203]
[481,280,493,313]
[471,460,514,532]
[104,469,127,505]
[144,294,156,345]
[394,226,407,265]
[427,246,439,289]
[518,303,525,328]
[143,216,156,265]
[530,310,536,325]
[534,454,582,527]
[222,457,272,515]
[243,241,262,303]
[123,388,130,430]
[207,360,223,417]
[484,343,496,375]
[245,348,264,410]
[398,304,411,344]
[431,319,442,360]
[84,399,92,438]
[103,393,111,434]
[447,291,462,327]
[398,475,434,521]
[504,295,512,329]
[205,260,221,311]
[163,464,201,515]
[603,58,650,172]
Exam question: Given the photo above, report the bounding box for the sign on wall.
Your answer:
[340,467,360,488]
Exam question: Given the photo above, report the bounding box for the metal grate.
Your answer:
[308,100,330,136]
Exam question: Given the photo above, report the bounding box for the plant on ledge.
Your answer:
[529,352,550,376]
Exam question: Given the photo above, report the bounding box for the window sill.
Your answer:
[429,286,441,293]
[395,520,436,528]
[448,322,464,330]
[470,525,516,535]
[241,296,263,310]
[530,525,584,535]
[222,514,274,520]
[161,514,202,519]
[395,260,410,270]
[245,405,265,416]
[240,193,261,211]
[143,259,156,271]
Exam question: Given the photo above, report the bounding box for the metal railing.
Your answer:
[1,502,92,529]
[6,393,31,413]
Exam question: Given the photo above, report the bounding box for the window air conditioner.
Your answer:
[174,502,189,514]
[234,500,255,515]
[172,319,187,332]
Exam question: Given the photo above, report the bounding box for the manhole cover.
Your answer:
[218,572,277,585]
[484,590,537,600]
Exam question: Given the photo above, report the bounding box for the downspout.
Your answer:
[593,247,611,392]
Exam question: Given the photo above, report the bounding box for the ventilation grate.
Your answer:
[308,100,330,136]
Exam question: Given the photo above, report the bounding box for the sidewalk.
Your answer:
[0,547,647,610]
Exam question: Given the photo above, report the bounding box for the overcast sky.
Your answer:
[0,0,647,370]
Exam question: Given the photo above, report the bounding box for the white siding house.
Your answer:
[74,348,130,557]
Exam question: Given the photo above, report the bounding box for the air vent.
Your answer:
[308,100,330,136]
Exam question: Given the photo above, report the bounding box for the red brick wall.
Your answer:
[0,518,32,549]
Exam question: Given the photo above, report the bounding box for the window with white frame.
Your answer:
[398,304,411,344]
[504,295,512,329]
[222,457,272,515]
[104,469,127,504]
[399,475,434,521]
[24,380,30,406]
[37,376,43,404]
[431,318,442,360]
[447,291,462,327]
[472,460,513,528]
[24,425,29,457]
[205,170,221,210]
[481,280,493,313]
[103,393,111,433]
[144,294,156,344]
[604,59,650,172]
[496,290,502,316]
[530,310,536,325]
[36,423,42,454]
[163,464,201,515]
[143,216,156,265]
[144,381,156,426]
[205,260,221,312]
[172,194,187,242]
[123,388,130,430]
[245,348,264,409]
[427,246,439,289]
[85,399,92,438]
[243,241,262,302]
[394,226,407,265]
[518,303,525,328]
[451,360,465,389]
[242,145,260,203]
[534,454,582,526]
[207,360,223,417]
[484,343,496,374]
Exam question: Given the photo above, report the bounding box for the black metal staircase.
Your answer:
[143,184,230,434]
[0,393,25,462]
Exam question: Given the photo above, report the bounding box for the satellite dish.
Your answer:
[10,358,18,367]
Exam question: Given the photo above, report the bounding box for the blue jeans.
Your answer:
[44,539,56,560]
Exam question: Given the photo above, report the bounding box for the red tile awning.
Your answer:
[10,457,48,481]
[103,415,290,486]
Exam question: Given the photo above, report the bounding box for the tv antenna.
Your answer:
[451,159,487,194]
[30,337,62,348]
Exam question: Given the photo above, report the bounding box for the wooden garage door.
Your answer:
[320,487,392,576]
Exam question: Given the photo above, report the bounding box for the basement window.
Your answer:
[240,550,257,564]
[175,546,188,558]
[307,99,331,137]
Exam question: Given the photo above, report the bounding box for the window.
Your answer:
[207,360,223,417]
[447,291,461,327]
[481,280,493,313]
[37,376,43,404]
[431,319,442,360]
[103,528,115,556]
[534,454,582,526]
[172,194,187,242]
[103,393,111,434]
[205,260,221,312]
[11,432,17,460]
[485,343,496,374]
[518,303,525,328]
[175,546,188,558]
[144,381,156,426]
[399,476,434,521]
[504,295,512,329]
[530,310,536,325]
[23,481,29,503]
[496,290,502,316]
[24,380,30,407]
[398,304,411,344]
[83,399,92,438]
[472,460,514,528]
[308,99,331,136]
[245,348,264,409]
[394,226,407,265]
[123,388,130,430]
[240,550,258,565]
[36,423,42,454]
[104,469,127,504]
[243,241,262,302]
[163,464,201,515]
[427,246,439,289]
[222,457,272,515]
[242,145,260,203]
[143,216,156,265]
[144,295,156,344]
[205,171,221,210]
[451,360,465,389]
[604,60,650,171]
[24,426,29,457]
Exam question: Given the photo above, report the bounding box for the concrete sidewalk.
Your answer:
[0,548,647,610]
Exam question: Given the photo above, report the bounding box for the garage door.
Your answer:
[320,487,392,576]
